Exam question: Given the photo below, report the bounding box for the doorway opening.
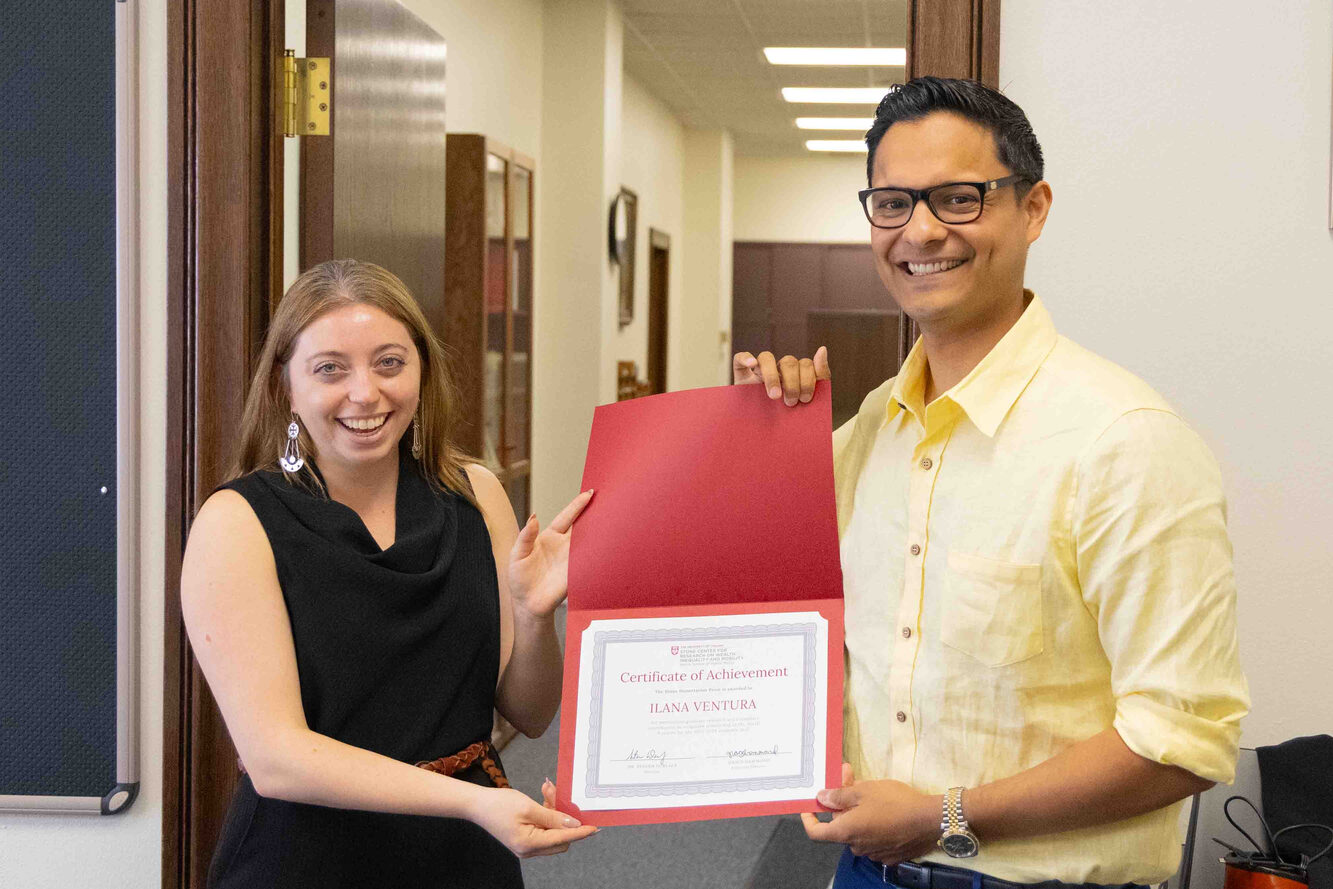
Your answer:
[647,228,670,394]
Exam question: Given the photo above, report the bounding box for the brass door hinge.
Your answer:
[282,50,330,137]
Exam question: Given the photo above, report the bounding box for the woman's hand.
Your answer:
[506,490,594,620]
[470,786,598,858]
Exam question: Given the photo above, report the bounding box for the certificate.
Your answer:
[558,382,844,826]
[570,611,828,811]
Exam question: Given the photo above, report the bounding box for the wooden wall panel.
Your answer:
[821,245,885,312]
[808,309,900,428]
[731,242,774,359]
[443,135,490,456]
[769,244,824,356]
[732,243,773,325]
[731,242,905,419]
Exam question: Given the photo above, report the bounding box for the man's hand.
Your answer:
[801,771,942,866]
[733,346,830,406]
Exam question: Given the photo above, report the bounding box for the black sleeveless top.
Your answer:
[208,455,523,888]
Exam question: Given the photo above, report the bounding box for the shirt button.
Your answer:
[920,457,933,470]
[896,711,907,723]
[910,543,921,556]
[902,626,912,639]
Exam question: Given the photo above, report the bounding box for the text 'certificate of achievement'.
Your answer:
[558,382,844,826]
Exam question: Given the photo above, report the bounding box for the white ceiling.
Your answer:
[621,0,909,157]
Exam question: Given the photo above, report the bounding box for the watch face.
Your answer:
[940,832,979,858]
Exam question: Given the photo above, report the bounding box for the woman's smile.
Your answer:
[336,411,391,435]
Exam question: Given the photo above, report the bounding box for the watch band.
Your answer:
[937,786,980,858]
[941,786,968,830]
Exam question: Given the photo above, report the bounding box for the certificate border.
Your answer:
[556,598,844,827]
[583,622,818,799]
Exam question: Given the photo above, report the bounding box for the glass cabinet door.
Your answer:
[483,152,508,472]
[505,163,533,518]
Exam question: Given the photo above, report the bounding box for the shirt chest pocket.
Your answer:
[940,550,1044,667]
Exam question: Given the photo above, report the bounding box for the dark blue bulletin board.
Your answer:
[0,0,139,814]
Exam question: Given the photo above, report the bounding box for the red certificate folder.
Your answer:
[556,381,844,825]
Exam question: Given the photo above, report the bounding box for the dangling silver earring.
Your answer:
[279,416,305,473]
[411,413,423,459]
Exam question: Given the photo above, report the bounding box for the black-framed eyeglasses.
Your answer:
[858,175,1027,229]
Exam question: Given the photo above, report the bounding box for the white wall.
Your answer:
[680,128,736,388]
[0,0,168,885]
[533,0,622,520]
[1000,0,1333,745]
[613,75,686,388]
[733,154,869,243]
[398,0,543,157]
[597,1,626,406]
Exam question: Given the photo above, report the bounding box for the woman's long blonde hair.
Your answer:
[229,259,476,505]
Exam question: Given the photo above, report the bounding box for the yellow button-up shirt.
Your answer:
[833,293,1249,885]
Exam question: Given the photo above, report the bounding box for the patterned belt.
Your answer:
[416,740,509,789]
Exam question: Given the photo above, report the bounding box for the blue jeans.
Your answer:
[834,849,912,888]
[832,850,1149,889]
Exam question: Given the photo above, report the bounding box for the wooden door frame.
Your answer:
[900,0,1002,349]
[909,0,1001,88]
[163,0,283,885]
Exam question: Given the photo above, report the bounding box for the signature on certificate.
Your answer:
[727,746,780,759]
[625,748,669,763]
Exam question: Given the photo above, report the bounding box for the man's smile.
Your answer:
[898,258,969,276]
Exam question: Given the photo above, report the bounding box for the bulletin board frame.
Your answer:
[0,0,140,816]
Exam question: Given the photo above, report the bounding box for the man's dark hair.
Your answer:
[864,76,1044,188]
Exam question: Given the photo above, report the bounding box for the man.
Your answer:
[734,77,1248,889]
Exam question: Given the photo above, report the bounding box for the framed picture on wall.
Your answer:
[611,187,638,326]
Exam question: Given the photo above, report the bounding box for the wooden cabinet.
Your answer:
[445,135,533,519]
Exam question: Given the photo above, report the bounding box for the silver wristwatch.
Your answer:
[938,786,980,858]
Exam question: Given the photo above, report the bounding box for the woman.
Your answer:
[181,259,596,888]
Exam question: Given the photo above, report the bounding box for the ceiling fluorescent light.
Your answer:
[796,117,873,130]
[805,140,867,153]
[783,87,888,104]
[765,47,906,66]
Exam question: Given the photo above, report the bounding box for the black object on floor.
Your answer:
[1258,734,1333,889]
